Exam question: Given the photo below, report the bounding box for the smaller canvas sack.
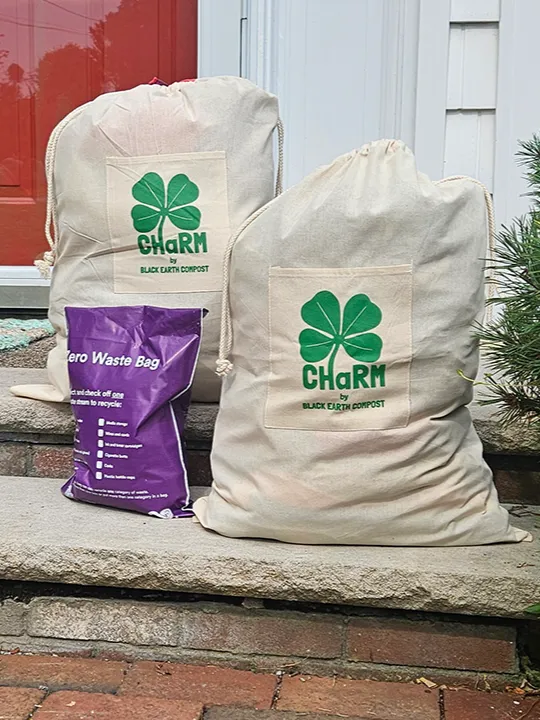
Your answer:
[194,139,531,546]
[11,77,282,404]
[62,305,203,518]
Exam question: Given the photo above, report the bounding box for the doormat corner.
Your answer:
[0,319,54,352]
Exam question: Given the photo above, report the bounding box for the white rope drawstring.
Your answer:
[37,104,89,279]
[275,118,284,197]
[34,250,56,278]
[216,117,285,376]
[216,203,271,376]
[436,175,496,323]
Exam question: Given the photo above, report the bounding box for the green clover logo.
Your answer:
[131,172,201,246]
[299,291,383,378]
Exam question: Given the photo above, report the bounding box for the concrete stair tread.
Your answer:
[1,368,539,454]
[0,368,216,447]
[0,475,538,618]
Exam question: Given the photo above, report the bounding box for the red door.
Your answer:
[0,0,197,266]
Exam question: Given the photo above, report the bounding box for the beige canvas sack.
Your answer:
[194,139,531,546]
[11,77,282,403]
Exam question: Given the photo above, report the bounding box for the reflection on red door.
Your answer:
[0,0,197,265]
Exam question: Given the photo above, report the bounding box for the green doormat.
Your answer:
[0,319,54,352]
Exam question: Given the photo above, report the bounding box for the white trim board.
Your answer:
[198,0,243,77]
[0,267,49,287]
[414,0,452,180]
[494,0,540,226]
[0,266,50,310]
[242,0,421,189]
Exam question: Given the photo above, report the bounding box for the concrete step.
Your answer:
[0,475,538,618]
[1,368,540,503]
[0,335,55,369]
[3,367,540,453]
[0,475,538,686]
[0,368,216,486]
[0,368,216,446]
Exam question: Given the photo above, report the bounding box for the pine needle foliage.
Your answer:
[476,135,540,425]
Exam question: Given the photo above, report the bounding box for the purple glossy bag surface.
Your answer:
[62,305,204,518]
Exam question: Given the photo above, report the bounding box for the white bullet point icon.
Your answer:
[97,450,104,458]
[96,472,102,480]
[96,461,103,469]
[98,429,104,437]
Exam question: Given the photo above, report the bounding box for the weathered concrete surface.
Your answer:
[0,336,55,369]
[0,599,26,635]
[470,401,540,455]
[27,597,181,647]
[0,368,217,447]
[0,477,538,618]
[1,368,537,454]
[0,368,73,435]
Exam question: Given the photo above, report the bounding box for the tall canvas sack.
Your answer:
[194,140,531,546]
[11,77,282,403]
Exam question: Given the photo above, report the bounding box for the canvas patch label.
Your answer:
[107,151,230,293]
[265,266,412,431]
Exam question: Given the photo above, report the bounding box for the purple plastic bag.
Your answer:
[62,305,205,518]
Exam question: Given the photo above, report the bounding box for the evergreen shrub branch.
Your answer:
[476,135,540,425]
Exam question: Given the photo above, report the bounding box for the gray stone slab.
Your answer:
[0,336,55,369]
[205,711,365,720]
[0,368,74,435]
[0,476,538,618]
[470,401,540,455]
[27,597,181,646]
[0,368,217,447]
[1,368,537,454]
[0,599,26,635]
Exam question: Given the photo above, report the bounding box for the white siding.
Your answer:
[239,0,538,226]
[494,0,540,222]
[447,24,498,110]
[450,0,500,23]
[414,0,540,223]
[444,111,496,189]
[444,20,499,191]
[415,1,500,193]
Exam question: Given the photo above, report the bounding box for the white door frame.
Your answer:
[239,0,422,189]
[198,0,243,77]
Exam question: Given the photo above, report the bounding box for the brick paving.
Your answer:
[346,617,517,672]
[0,653,538,719]
[32,691,202,719]
[444,689,540,719]
[119,661,276,709]
[277,675,440,719]
[0,686,44,719]
[0,655,127,693]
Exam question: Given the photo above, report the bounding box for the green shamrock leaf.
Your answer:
[131,172,165,233]
[166,174,201,230]
[130,172,201,242]
[300,290,340,362]
[299,291,383,378]
[342,332,382,363]
[298,328,335,363]
[342,294,382,363]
